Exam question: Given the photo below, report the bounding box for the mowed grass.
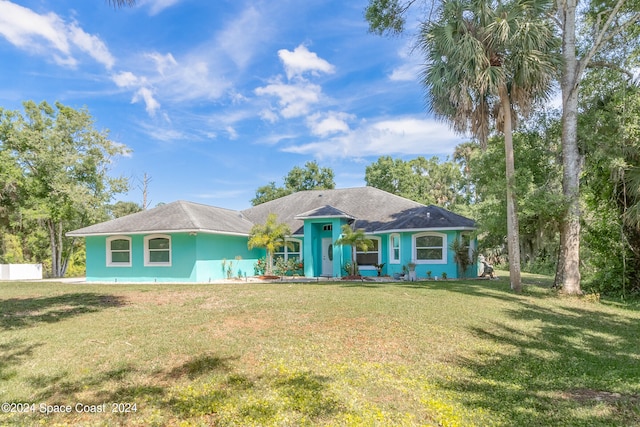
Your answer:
[0,274,639,426]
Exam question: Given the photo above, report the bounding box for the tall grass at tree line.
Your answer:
[0,274,638,426]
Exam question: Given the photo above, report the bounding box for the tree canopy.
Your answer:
[251,161,335,205]
[0,101,129,276]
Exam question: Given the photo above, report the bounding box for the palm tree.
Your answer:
[419,0,559,292]
[107,0,135,7]
[247,213,292,276]
[335,224,374,276]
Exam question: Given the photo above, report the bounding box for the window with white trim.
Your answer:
[356,237,380,267]
[413,232,447,263]
[107,236,131,267]
[274,239,302,262]
[389,234,401,264]
[144,234,171,266]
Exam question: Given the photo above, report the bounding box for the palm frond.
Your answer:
[107,0,136,8]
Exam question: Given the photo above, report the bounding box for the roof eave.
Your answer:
[66,228,251,238]
[371,226,477,234]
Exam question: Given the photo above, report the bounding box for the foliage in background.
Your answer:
[251,161,335,206]
[581,70,640,296]
[470,125,564,275]
[365,155,470,214]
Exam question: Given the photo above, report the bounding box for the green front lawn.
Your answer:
[0,274,638,426]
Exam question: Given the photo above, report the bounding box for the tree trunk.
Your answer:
[266,251,274,275]
[57,222,65,277]
[351,246,357,275]
[500,85,522,292]
[47,220,58,278]
[557,0,582,294]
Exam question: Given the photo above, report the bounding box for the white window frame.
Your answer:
[144,234,172,267]
[274,238,303,261]
[413,232,447,264]
[106,236,132,267]
[389,233,401,264]
[356,236,381,270]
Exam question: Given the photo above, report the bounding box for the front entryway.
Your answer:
[321,237,333,276]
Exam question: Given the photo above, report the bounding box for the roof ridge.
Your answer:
[176,200,201,229]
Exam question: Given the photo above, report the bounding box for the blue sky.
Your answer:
[0,0,466,211]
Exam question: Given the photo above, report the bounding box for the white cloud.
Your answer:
[225,126,238,140]
[112,71,141,88]
[278,45,335,80]
[147,52,177,76]
[389,62,421,82]
[216,6,266,70]
[132,87,160,116]
[0,2,114,69]
[0,2,69,53]
[139,0,184,15]
[68,23,115,69]
[388,41,422,82]
[307,111,354,137]
[259,109,279,123]
[141,51,230,102]
[283,116,465,158]
[255,79,322,118]
[137,121,185,142]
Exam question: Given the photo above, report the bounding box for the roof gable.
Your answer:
[294,205,356,220]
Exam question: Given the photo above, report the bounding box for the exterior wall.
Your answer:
[86,234,197,282]
[302,218,348,278]
[84,227,477,282]
[373,230,478,279]
[194,233,263,281]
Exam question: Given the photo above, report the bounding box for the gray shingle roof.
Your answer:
[67,187,476,237]
[67,200,255,236]
[241,187,475,234]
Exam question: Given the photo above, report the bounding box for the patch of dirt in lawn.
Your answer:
[123,290,210,306]
[563,389,639,403]
[220,313,275,333]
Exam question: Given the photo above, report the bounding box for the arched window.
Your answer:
[144,234,171,266]
[413,232,447,264]
[106,236,131,267]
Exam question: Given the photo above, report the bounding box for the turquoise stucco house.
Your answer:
[67,187,478,282]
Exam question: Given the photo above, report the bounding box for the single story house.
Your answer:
[67,187,478,282]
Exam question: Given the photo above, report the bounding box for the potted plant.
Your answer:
[374,263,385,276]
[407,262,417,281]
